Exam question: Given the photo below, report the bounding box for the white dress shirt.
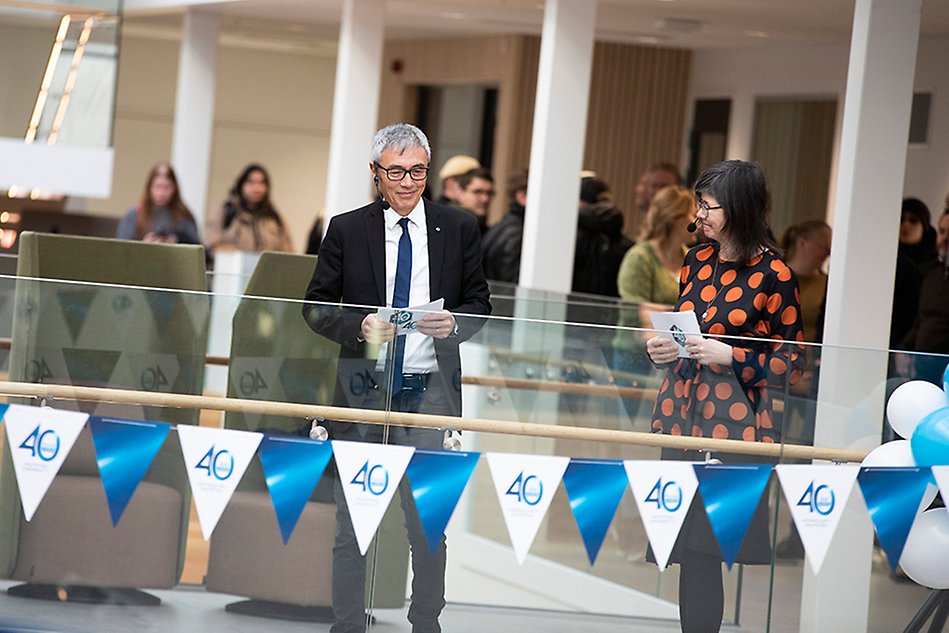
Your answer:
[377,199,438,374]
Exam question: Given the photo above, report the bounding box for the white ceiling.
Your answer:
[122,0,949,51]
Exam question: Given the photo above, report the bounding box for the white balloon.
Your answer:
[886,381,949,439]
[861,441,939,513]
[900,508,949,589]
[861,440,916,467]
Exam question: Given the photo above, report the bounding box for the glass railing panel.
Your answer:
[0,276,943,633]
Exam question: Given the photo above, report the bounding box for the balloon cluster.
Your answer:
[864,365,949,589]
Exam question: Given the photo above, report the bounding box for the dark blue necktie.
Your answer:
[391,217,412,393]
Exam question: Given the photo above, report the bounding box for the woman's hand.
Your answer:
[646,335,680,365]
[684,336,733,366]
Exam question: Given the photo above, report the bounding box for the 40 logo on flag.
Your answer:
[776,465,859,573]
[625,460,699,571]
[487,453,569,564]
[3,404,87,521]
[178,425,262,540]
[333,441,415,555]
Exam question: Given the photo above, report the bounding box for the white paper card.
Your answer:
[178,425,263,540]
[776,464,860,574]
[624,460,699,571]
[376,298,445,336]
[333,440,415,555]
[648,310,703,358]
[486,452,569,565]
[3,404,88,521]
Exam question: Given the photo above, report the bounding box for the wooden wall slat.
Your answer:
[380,37,691,238]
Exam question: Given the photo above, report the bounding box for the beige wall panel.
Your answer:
[0,23,58,138]
[583,43,691,240]
[380,36,526,224]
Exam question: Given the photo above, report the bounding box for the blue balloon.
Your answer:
[911,406,949,467]
[943,363,949,398]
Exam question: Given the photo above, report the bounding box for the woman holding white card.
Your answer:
[644,160,804,633]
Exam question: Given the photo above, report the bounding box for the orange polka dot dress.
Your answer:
[652,243,804,443]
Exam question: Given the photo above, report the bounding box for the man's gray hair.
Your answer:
[370,123,431,163]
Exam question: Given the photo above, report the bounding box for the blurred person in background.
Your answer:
[634,162,683,216]
[572,176,632,297]
[781,220,832,343]
[436,154,480,207]
[205,163,294,256]
[901,206,949,384]
[482,170,528,284]
[455,167,495,235]
[116,162,200,245]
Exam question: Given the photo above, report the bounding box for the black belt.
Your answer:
[373,372,432,392]
[399,373,431,391]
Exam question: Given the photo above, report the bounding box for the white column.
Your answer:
[805,1,922,632]
[170,10,219,226]
[323,0,384,222]
[519,0,598,294]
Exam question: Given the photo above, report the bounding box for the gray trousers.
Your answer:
[331,380,451,633]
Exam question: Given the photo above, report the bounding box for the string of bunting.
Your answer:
[2,371,948,585]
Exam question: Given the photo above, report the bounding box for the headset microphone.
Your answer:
[373,175,390,210]
[687,219,699,233]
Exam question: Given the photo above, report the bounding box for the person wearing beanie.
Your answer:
[436,154,481,207]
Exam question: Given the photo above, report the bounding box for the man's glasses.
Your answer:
[697,197,723,213]
[375,163,429,182]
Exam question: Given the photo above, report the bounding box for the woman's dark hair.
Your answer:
[226,163,283,228]
[137,162,195,239]
[694,160,779,265]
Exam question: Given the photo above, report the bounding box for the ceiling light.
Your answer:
[441,12,465,20]
[745,30,768,38]
[654,18,703,33]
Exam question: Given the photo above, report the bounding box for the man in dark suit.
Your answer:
[303,123,491,633]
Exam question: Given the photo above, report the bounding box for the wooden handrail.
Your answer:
[0,380,868,463]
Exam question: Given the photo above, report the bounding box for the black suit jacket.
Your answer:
[303,198,492,429]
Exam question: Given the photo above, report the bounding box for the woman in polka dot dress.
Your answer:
[645,160,803,633]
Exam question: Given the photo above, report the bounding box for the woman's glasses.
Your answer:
[697,197,723,213]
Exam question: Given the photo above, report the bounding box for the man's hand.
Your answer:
[417,309,456,339]
[684,336,733,366]
[646,336,679,365]
[361,313,395,344]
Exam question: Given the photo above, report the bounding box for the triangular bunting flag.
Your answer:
[333,440,415,555]
[694,463,773,569]
[625,460,700,571]
[258,435,334,544]
[3,404,88,521]
[857,466,932,571]
[178,425,263,540]
[406,448,480,554]
[775,464,860,573]
[933,466,949,503]
[56,289,97,343]
[88,416,171,526]
[144,291,179,337]
[486,452,569,564]
[563,458,628,565]
[62,348,122,388]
